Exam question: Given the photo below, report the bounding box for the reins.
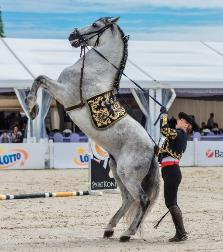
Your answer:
[65,46,86,111]
[68,24,163,109]
[90,46,163,108]
[66,23,163,149]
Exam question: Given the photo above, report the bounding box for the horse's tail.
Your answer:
[141,155,160,218]
[141,155,160,203]
[125,156,160,227]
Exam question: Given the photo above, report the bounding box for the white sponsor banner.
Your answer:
[180,141,195,166]
[53,143,89,169]
[0,143,47,169]
[197,141,223,166]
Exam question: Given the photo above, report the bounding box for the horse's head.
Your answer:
[69,17,120,48]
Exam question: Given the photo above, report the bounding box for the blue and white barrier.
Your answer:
[1,140,223,169]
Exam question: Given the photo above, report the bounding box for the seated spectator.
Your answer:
[212,123,220,135]
[11,125,23,143]
[52,129,60,133]
[200,122,213,136]
[0,131,11,143]
[200,122,206,132]
[202,128,211,136]
[46,127,50,136]
[63,128,72,137]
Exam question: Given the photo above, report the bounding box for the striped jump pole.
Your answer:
[0,190,103,200]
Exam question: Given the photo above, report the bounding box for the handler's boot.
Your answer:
[168,205,188,242]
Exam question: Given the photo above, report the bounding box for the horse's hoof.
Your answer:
[119,236,130,242]
[103,230,114,238]
[30,104,39,120]
[35,75,45,83]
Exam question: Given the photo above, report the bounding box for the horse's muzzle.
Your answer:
[68,29,81,48]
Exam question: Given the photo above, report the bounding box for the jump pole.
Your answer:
[0,190,103,200]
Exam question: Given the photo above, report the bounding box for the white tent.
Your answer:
[1,38,223,141]
[1,38,223,89]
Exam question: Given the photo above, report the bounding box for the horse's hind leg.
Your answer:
[104,158,133,238]
[117,168,151,242]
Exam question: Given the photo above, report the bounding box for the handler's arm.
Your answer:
[160,113,178,139]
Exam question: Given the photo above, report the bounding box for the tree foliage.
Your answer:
[0,8,5,37]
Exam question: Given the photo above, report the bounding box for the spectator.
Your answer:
[0,112,6,130]
[11,125,23,143]
[207,113,214,130]
[0,131,11,143]
[46,127,50,136]
[52,129,60,133]
[200,122,206,132]
[202,128,211,136]
[200,121,212,135]
[63,128,72,137]
[212,123,220,135]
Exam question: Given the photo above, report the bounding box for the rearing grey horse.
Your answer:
[26,17,160,242]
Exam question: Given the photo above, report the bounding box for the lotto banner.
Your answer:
[89,141,117,191]
[53,143,90,168]
[0,143,46,169]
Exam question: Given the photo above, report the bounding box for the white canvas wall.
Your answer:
[169,98,223,128]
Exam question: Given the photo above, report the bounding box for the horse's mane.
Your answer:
[97,17,129,92]
[113,24,128,92]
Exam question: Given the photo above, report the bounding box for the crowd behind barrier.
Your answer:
[0,128,88,143]
[0,112,222,143]
[0,126,23,143]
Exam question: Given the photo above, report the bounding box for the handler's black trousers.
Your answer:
[161,164,182,208]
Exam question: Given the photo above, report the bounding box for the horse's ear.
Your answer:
[109,17,120,23]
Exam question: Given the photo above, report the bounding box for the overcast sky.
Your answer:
[1,0,223,40]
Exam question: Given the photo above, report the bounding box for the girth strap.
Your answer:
[65,101,85,112]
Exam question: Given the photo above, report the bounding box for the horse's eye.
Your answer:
[92,23,98,28]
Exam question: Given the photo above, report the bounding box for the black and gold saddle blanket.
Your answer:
[86,90,126,129]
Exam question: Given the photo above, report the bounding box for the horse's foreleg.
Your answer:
[104,158,133,238]
[26,75,65,119]
[26,78,44,119]
[26,75,49,119]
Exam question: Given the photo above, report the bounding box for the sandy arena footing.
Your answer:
[0,167,222,252]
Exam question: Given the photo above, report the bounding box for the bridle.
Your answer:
[71,23,113,48]
[66,22,163,114]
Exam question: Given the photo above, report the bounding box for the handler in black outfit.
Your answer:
[158,107,199,242]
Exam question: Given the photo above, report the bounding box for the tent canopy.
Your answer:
[1,38,223,89]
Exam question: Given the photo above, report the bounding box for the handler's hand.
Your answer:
[160,106,167,114]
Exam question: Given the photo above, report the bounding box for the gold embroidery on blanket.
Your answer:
[86,90,126,129]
